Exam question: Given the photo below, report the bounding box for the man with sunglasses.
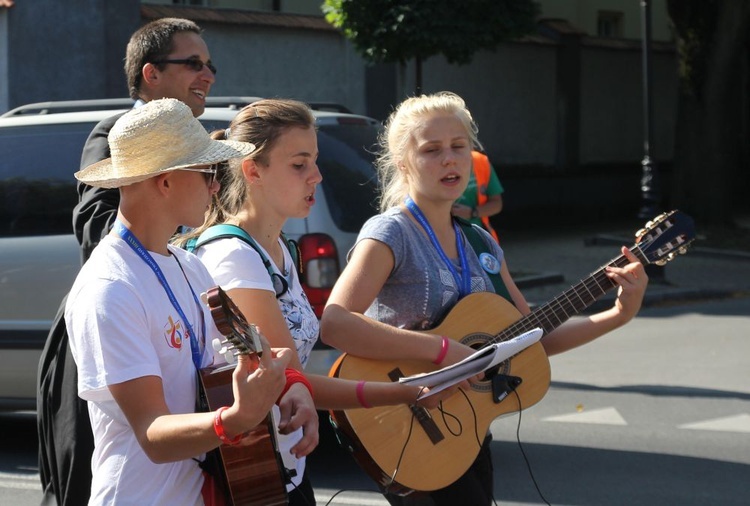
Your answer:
[75,17,218,263]
[39,18,219,506]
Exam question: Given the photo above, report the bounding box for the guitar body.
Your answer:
[328,210,696,495]
[329,291,551,494]
[200,286,290,506]
[199,365,288,506]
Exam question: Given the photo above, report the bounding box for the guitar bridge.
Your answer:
[389,367,445,445]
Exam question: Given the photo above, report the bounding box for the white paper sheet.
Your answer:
[399,328,544,399]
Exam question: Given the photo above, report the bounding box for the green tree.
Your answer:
[322,0,539,94]
[667,0,750,225]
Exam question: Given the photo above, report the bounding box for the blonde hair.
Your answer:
[376,91,481,212]
[173,98,315,247]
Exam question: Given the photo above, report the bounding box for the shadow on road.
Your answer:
[492,440,749,506]
[0,411,38,476]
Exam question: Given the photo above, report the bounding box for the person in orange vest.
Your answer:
[452,149,504,242]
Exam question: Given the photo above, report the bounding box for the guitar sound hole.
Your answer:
[459,333,510,394]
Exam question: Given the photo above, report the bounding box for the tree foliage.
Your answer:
[322,0,539,66]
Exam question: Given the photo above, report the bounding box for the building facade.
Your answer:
[0,0,677,220]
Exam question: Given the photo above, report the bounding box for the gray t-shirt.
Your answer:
[354,207,506,331]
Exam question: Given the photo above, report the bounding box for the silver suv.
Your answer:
[0,98,381,410]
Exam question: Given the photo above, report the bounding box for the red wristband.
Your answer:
[356,380,372,408]
[278,368,314,402]
[213,406,242,446]
[433,336,450,365]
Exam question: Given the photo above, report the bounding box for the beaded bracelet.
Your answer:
[356,380,372,409]
[433,336,450,365]
[213,406,243,446]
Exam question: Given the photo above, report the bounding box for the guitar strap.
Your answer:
[185,224,301,278]
[455,218,523,400]
[455,218,513,305]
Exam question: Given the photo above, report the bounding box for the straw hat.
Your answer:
[75,98,255,188]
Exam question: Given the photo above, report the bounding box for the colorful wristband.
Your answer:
[356,380,372,409]
[433,336,450,365]
[278,368,314,401]
[213,406,242,446]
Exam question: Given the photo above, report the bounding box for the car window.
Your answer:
[316,122,380,232]
[198,119,231,135]
[200,116,381,233]
[0,123,95,237]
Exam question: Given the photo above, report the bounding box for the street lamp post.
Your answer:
[639,0,665,281]
[638,0,661,220]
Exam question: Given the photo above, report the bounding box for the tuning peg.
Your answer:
[636,227,647,238]
[211,338,237,364]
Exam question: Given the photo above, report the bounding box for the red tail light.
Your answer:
[297,233,339,318]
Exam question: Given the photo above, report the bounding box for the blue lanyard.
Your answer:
[114,220,205,370]
[405,197,471,298]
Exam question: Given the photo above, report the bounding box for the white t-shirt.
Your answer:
[66,235,220,506]
[196,235,319,490]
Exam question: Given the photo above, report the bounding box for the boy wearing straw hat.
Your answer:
[39,19,223,505]
[65,98,298,504]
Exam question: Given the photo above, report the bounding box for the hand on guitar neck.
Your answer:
[219,334,292,439]
[201,286,298,506]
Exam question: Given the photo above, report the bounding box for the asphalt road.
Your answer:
[1,296,748,506]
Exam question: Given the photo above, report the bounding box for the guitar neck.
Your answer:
[495,245,646,342]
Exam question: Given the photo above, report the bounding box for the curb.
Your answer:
[586,234,750,262]
[528,287,748,315]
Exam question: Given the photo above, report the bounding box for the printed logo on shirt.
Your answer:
[164,315,184,350]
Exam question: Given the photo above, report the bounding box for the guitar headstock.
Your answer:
[205,286,262,358]
[634,210,695,266]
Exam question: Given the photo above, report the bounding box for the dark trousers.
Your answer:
[384,435,494,506]
[288,472,317,506]
[37,294,95,506]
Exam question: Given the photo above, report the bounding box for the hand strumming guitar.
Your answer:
[277,381,319,458]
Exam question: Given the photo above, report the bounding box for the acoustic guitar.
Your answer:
[199,286,290,506]
[328,210,695,495]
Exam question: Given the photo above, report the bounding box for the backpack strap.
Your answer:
[186,224,300,278]
[455,218,512,304]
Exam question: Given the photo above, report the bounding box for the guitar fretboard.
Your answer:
[491,245,647,344]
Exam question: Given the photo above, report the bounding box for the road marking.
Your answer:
[314,488,389,505]
[543,407,627,425]
[0,471,41,491]
[678,413,750,433]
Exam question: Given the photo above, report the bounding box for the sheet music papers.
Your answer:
[399,328,544,399]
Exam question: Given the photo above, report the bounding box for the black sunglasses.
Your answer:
[152,57,217,75]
